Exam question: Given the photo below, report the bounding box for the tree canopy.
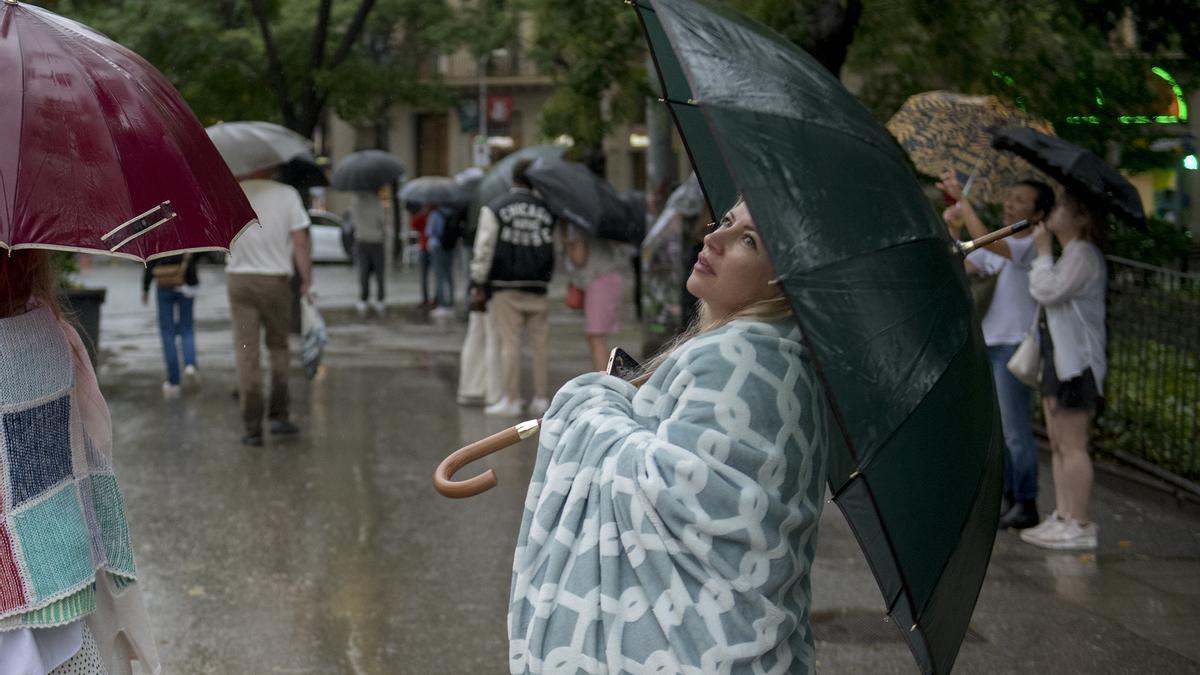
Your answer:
[44,0,460,142]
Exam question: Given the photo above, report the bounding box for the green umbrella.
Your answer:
[632,1,1003,673]
[468,144,567,229]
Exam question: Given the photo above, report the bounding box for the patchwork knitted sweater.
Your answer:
[0,307,137,629]
[509,319,830,674]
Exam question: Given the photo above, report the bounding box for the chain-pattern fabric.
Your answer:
[510,319,830,674]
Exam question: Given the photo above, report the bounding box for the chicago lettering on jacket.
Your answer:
[498,202,554,247]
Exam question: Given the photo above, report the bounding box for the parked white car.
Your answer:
[308,209,353,264]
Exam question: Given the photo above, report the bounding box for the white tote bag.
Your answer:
[1006,333,1041,387]
[457,310,503,405]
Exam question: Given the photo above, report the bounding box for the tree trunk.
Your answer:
[807,0,863,79]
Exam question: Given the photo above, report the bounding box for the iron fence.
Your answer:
[1098,256,1200,480]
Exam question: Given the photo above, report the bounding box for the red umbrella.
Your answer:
[0,1,256,262]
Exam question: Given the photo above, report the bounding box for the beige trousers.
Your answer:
[491,290,549,401]
[228,273,292,435]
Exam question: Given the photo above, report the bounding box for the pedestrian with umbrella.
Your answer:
[990,127,1148,551]
[508,198,828,674]
[207,121,315,447]
[469,159,556,418]
[2,2,262,671]
[938,168,1056,530]
[436,1,1005,672]
[331,151,406,320]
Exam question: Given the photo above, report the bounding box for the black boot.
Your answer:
[999,500,1040,530]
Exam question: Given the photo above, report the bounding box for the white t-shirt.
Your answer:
[967,234,1038,347]
[227,180,310,275]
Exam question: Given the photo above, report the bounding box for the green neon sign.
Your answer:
[995,67,1187,125]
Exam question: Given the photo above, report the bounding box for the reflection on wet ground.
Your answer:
[87,260,1199,673]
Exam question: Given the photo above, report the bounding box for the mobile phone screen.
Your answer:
[607,347,641,381]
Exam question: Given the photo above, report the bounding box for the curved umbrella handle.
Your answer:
[433,419,542,498]
[435,373,651,499]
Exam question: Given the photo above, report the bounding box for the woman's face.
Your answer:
[1046,201,1086,240]
[686,200,779,318]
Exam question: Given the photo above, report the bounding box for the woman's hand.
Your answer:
[1032,223,1054,256]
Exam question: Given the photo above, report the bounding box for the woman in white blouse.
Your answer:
[1020,191,1108,551]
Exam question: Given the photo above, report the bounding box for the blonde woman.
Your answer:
[509,199,830,674]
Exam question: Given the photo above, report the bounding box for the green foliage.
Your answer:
[520,0,648,152]
[1106,216,1194,267]
[43,0,460,139]
[847,0,1161,155]
[1098,334,1200,479]
[50,252,80,290]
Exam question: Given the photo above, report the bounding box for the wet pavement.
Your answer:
[78,257,1200,674]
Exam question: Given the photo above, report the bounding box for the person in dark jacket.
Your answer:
[469,159,556,417]
[142,253,200,397]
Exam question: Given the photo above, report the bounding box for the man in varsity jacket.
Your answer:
[469,158,556,418]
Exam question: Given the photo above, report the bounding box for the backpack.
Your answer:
[151,253,191,288]
[440,206,467,250]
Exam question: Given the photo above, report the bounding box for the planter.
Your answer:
[59,287,107,368]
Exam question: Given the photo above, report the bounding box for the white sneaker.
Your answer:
[526,397,551,417]
[183,365,200,385]
[161,382,182,398]
[1022,517,1098,550]
[485,397,523,417]
[355,301,368,319]
[1021,511,1064,538]
[430,306,454,319]
[372,301,386,318]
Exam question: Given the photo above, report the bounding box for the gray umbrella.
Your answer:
[400,176,468,205]
[526,157,644,244]
[206,121,312,177]
[331,150,406,191]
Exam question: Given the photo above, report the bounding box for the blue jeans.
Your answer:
[156,287,196,385]
[432,247,455,308]
[988,344,1038,502]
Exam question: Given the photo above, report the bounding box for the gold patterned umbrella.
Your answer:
[887,91,1055,205]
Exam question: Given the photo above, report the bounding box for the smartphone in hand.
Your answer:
[606,347,641,381]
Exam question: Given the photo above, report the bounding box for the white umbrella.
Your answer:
[206,121,312,177]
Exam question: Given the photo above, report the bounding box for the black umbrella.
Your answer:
[331,149,406,192]
[274,153,328,193]
[991,127,1147,230]
[525,158,645,244]
[399,176,468,206]
[633,1,1003,673]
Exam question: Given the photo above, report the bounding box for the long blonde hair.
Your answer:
[640,293,792,377]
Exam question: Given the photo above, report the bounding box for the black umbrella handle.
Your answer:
[956,219,1030,256]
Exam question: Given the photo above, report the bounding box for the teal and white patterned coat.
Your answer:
[510,319,830,674]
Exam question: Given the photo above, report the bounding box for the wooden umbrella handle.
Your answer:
[434,373,651,499]
[433,419,542,498]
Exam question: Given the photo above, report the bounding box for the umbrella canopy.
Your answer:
[992,127,1148,230]
[275,152,328,193]
[634,1,1002,673]
[330,149,406,192]
[886,91,1055,204]
[469,144,567,228]
[206,121,312,178]
[399,176,467,206]
[1,1,256,261]
[525,158,645,244]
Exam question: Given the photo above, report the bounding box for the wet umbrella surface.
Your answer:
[633,0,1003,672]
[1,1,256,260]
